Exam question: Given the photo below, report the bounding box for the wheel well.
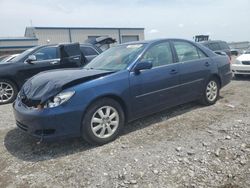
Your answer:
[0,77,19,90]
[86,95,128,122]
[211,74,221,88]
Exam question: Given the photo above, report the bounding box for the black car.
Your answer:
[0,43,101,105]
[0,55,9,62]
[200,40,231,59]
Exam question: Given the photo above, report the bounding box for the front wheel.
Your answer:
[81,98,125,145]
[200,78,220,105]
[0,79,18,105]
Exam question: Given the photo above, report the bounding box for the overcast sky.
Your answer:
[0,0,249,42]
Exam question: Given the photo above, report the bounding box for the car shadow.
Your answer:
[4,101,203,162]
[233,75,250,81]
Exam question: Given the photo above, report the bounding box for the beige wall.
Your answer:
[36,29,71,45]
[70,29,120,43]
[34,28,145,45]
[0,27,145,54]
[120,29,145,41]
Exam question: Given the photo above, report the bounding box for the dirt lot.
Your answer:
[0,78,249,188]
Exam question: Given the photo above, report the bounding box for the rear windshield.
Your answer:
[208,43,221,51]
[219,42,230,50]
[202,41,229,51]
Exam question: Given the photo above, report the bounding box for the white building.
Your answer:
[0,26,145,55]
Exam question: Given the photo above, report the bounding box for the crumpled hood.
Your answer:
[20,68,112,106]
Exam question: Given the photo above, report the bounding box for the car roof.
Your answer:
[35,43,96,48]
[119,38,196,46]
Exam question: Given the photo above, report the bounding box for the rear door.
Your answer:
[129,41,181,117]
[172,40,213,103]
[59,43,83,68]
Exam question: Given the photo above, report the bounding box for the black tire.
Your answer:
[0,79,18,105]
[81,98,125,145]
[199,78,220,106]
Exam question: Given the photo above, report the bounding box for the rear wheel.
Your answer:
[0,79,18,105]
[81,98,125,145]
[200,78,220,105]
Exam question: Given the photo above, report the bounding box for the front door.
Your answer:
[17,46,61,84]
[129,41,180,117]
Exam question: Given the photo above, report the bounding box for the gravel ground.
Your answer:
[0,78,249,188]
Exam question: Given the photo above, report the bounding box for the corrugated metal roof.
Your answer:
[27,26,145,30]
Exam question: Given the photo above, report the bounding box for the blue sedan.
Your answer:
[13,39,232,145]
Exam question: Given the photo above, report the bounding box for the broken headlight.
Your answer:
[44,91,75,108]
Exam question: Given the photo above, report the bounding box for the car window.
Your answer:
[33,47,57,61]
[219,42,230,50]
[141,42,173,67]
[12,46,37,62]
[81,47,99,56]
[197,49,207,58]
[174,41,203,62]
[209,43,221,51]
[203,43,210,48]
[60,44,81,58]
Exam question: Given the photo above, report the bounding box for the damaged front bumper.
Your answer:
[13,98,84,141]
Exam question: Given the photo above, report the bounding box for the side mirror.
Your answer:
[134,60,153,74]
[26,55,37,64]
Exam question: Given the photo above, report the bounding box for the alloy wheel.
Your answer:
[91,106,119,139]
[206,80,218,102]
[0,82,14,103]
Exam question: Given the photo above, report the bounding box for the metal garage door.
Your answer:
[121,35,139,43]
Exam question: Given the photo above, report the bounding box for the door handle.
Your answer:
[170,69,178,75]
[50,60,60,65]
[205,62,210,67]
[72,57,80,60]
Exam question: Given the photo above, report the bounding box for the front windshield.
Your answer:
[0,56,11,63]
[85,43,146,71]
[10,46,37,62]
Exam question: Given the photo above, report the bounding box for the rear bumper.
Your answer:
[13,100,84,141]
[231,64,250,75]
